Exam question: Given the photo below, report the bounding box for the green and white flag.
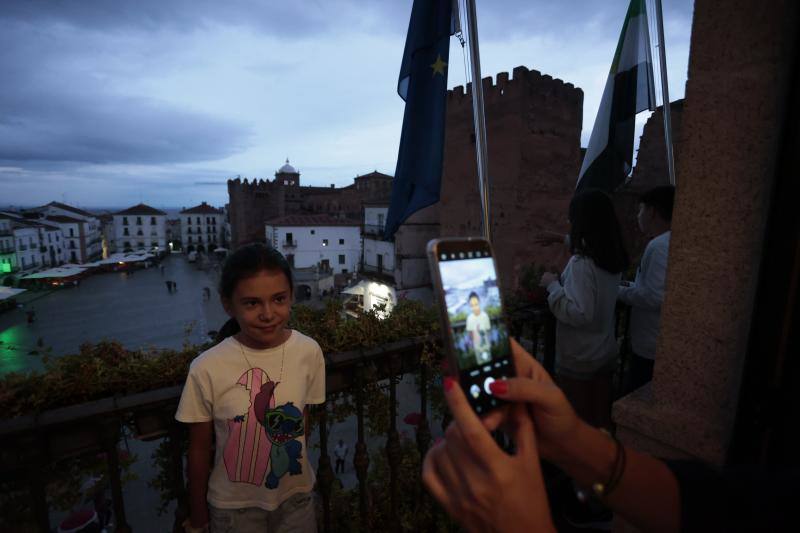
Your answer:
[576,0,656,193]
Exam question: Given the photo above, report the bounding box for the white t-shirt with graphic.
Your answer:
[465,311,491,336]
[175,330,326,511]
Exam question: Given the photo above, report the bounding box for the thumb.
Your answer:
[508,402,539,460]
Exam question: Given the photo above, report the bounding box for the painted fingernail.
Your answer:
[489,380,508,395]
[443,376,455,392]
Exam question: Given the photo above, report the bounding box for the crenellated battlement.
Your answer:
[447,65,583,107]
[227,177,276,195]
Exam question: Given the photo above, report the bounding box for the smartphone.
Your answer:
[427,237,516,415]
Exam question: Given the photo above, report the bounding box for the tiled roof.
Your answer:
[355,171,393,180]
[113,203,167,216]
[264,214,360,227]
[47,201,96,218]
[45,215,84,224]
[180,202,223,215]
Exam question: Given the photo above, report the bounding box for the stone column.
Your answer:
[613,0,799,465]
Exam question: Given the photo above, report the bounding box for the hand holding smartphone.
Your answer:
[428,237,516,415]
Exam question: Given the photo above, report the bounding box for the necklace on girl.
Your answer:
[236,331,287,384]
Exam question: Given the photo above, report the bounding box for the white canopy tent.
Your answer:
[0,286,26,301]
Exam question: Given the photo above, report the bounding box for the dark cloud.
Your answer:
[0,0,399,37]
[0,88,252,164]
[0,9,253,166]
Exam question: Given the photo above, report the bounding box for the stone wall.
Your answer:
[227,178,285,247]
[228,172,392,249]
[440,66,584,290]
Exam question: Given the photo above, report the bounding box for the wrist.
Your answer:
[550,421,616,485]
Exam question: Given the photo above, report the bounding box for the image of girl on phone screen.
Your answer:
[176,244,325,533]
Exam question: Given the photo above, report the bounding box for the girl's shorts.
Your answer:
[209,491,316,533]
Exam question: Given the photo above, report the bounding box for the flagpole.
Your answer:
[653,0,676,186]
[463,0,492,241]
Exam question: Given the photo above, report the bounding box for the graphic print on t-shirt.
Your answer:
[262,401,304,488]
[223,368,304,489]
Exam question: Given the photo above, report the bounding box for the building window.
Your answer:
[137,230,143,236]
[187,218,192,225]
[124,241,131,249]
[151,217,156,225]
[136,217,142,225]
[339,238,344,245]
[123,217,128,226]
[310,229,315,235]
[322,239,328,247]
[338,254,345,265]
[286,232,293,244]
[124,228,129,236]
[196,217,201,224]
[378,213,385,227]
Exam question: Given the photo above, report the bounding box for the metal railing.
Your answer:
[362,224,385,237]
[360,262,395,284]
[282,240,297,248]
[0,307,631,532]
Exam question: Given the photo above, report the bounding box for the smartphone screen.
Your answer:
[430,239,515,414]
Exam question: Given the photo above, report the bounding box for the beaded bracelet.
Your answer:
[591,431,627,499]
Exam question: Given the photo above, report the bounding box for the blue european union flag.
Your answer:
[384,0,454,240]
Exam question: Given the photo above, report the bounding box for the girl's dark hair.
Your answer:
[215,243,294,343]
[568,189,630,275]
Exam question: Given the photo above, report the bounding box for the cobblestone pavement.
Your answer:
[0,254,228,376]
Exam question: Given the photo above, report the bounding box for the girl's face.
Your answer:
[223,269,292,349]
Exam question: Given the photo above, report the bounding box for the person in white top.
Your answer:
[176,244,325,533]
[465,292,492,365]
[333,439,348,474]
[539,190,630,429]
[618,185,675,392]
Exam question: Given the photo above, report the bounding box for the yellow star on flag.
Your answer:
[430,54,447,77]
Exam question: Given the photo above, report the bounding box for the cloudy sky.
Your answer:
[0,0,693,209]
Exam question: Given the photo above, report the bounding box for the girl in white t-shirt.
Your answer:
[539,190,629,429]
[176,244,325,533]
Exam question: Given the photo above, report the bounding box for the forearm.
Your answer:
[618,284,662,310]
[187,446,211,527]
[553,422,680,533]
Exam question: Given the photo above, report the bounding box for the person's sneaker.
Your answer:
[560,492,613,530]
